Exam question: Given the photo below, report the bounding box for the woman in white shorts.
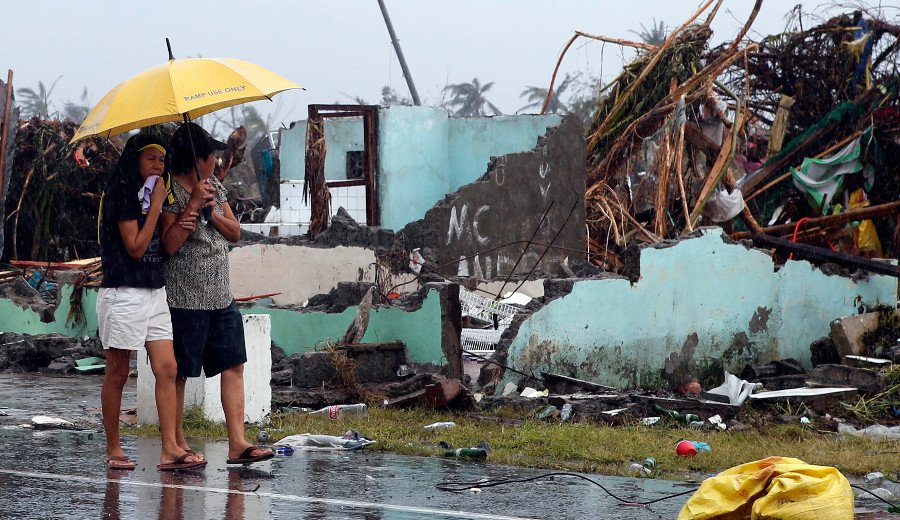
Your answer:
[97,134,205,471]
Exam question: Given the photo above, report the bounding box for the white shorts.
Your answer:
[97,287,173,350]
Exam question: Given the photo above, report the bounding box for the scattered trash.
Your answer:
[520,387,549,398]
[274,446,294,456]
[863,472,884,486]
[705,372,763,406]
[629,462,651,477]
[641,417,661,426]
[676,379,702,396]
[536,405,558,420]
[676,440,698,458]
[256,430,269,444]
[654,405,699,424]
[708,415,727,430]
[800,417,811,425]
[74,356,106,374]
[859,487,897,501]
[560,403,573,422]
[274,430,375,451]
[439,441,489,461]
[473,393,484,403]
[31,415,76,430]
[396,365,412,378]
[309,403,369,420]
[676,440,711,458]
[468,487,482,494]
[424,422,456,430]
[837,422,900,440]
[501,382,518,396]
[678,457,853,520]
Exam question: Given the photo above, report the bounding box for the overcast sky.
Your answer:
[1,1,847,128]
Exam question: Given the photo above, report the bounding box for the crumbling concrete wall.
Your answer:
[0,282,97,337]
[499,229,897,390]
[398,115,585,280]
[245,287,444,365]
[378,106,563,231]
[229,243,390,306]
[279,118,364,181]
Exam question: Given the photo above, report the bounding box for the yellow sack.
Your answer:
[849,188,883,257]
[678,456,854,520]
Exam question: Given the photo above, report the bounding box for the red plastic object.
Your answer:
[676,440,698,458]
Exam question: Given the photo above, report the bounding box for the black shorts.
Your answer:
[170,300,247,378]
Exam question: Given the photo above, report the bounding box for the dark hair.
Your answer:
[108,133,168,192]
[169,122,226,174]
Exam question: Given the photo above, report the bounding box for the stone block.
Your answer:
[292,352,337,388]
[138,314,272,425]
[807,363,885,393]
[831,312,881,359]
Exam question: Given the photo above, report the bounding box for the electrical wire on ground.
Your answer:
[850,484,900,510]
[437,473,900,511]
[436,472,698,507]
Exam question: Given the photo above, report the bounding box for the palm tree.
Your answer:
[17,77,62,118]
[443,78,501,117]
[63,87,91,123]
[630,18,667,46]
[518,73,578,114]
[380,86,412,106]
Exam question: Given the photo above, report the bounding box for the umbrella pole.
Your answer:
[183,113,212,224]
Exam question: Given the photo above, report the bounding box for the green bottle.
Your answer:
[654,405,700,424]
[439,441,489,460]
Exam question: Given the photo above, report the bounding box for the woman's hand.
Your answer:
[179,210,199,232]
[188,179,216,211]
[149,177,167,210]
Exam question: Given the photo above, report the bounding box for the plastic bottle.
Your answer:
[560,403,573,421]
[424,421,456,430]
[274,446,294,455]
[310,403,369,420]
[642,457,656,473]
[864,472,884,486]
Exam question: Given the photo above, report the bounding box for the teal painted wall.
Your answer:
[242,289,444,365]
[501,229,897,390]
[280,107,561,230]
[279,118,365,182]
[0,285,98,337]
[378,106,451,231]
[0,283,443,365]
[446,114,562,194]
[377,106,561,231]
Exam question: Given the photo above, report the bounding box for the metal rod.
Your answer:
[0,69,13,223]
[376,0,421,106]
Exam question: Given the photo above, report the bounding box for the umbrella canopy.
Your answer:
[71,57,301,143]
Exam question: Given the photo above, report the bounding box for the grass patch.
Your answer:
[125,406,900,480]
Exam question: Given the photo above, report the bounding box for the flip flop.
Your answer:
[227,446,274,465]
[157,452,208,471]
[106,455,136,470]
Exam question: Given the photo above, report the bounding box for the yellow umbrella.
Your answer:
[71,40,302,143]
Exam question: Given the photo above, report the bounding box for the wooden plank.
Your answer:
[731,200,900,240]
[751,233,900,277]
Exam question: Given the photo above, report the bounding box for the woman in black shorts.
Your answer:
[160,122,273,465]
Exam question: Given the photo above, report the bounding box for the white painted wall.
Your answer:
[137,314,272,425]
[229,243,415,306]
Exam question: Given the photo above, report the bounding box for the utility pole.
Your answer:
[376,0,421,106]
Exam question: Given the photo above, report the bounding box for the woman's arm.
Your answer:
[161,179,213,255]
[117,180,166,260]
[210,201,242,243]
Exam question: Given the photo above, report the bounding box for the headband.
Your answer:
[138,143,167,155]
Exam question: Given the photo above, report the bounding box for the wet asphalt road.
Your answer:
[0,373,895,519]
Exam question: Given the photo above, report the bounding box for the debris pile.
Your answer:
[573,2,900,271]
[2,118,120,263]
